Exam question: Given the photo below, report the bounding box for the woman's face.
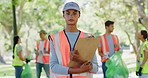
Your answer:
[63,9,80,25]
[137,32,143,40]
[18,37,21,43]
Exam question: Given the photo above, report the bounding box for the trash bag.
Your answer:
[106,51,129,78]
[21,63,33,78]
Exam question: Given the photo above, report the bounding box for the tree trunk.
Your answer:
[0,52,6,64]
[133,21,140,51]
[12,0,18,36]
[125,31,138,55]
[136,0,148,30]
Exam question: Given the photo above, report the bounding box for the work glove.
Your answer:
[136,71,139,76]
[25,58,31,63]
[136,67,143,76]
[12,55,15,59]
[138,67,143,76]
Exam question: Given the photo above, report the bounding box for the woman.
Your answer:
[12,36,29,78]
[136,30,148,78]
[50,2,98,78]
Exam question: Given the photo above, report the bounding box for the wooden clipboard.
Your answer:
[68,38,99,67]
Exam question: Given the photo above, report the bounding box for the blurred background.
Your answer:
[0,0,148,78]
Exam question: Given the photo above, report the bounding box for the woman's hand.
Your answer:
[80,61,93,73]
[68,60,93,74]
[70,50,86,64]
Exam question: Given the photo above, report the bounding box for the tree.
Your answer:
[0,0,63,63]
[0,0,147,63]
[12,0,17,36]
[123,0,148,54]
[136,0,148,30]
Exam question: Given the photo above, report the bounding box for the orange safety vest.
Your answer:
[99,34,120,62]
[36,39,50,64]
[50,30,92,78]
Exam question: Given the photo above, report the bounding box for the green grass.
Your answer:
[0,63,47,77]
[0,69,14,76]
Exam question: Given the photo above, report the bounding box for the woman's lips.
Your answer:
[69,19,74,22]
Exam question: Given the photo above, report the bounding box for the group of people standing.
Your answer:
[12,1,148,78]
[12,30,50,78]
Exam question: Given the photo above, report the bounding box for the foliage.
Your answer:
[0,0,147,58]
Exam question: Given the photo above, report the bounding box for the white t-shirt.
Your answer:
[37,40,45,63]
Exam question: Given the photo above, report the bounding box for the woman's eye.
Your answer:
[73,13,77,15]
[66,13,70,15]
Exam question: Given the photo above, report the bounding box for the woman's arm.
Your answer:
[18,50,25,61]
[141,49,148,67]
[68,61,93,74]
[89,54,98,73]
[50,39,69,74]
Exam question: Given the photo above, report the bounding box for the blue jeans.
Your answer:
[139,74,148,78]
[14,66,23,78]
[102,62,107,78]
[36,62,50,78]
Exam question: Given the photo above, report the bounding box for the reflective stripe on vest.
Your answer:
[12,44,24,66]
[36,39,50,64]
[50,30,92,78]
[99,34,119,62]
[52,73,92,78]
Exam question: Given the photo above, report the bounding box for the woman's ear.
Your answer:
[79,11,81,18]
[79,14,80,18]
[63,11,64,17]
[63,15,65,18]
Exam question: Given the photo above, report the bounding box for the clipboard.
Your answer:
[68,38,99,67]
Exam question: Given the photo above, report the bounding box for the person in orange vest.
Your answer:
[98,20,120,78]
[35,30,50,78]
[50,2,98,78]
